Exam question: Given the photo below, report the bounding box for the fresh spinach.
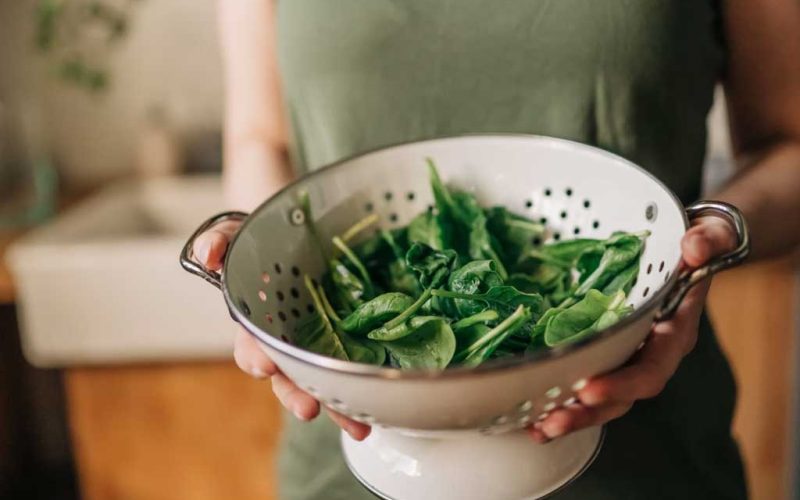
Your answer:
[291,160,649,369]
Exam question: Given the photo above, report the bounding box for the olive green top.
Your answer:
[275,1,746,499]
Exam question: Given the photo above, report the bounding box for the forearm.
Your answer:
[713,140,800,261]
[219,0,293,211]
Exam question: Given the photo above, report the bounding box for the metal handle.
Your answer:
[656,200,750,321]
[179,211,249,290]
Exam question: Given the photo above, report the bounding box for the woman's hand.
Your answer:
[192,221,372,441]
[528,216,738,443]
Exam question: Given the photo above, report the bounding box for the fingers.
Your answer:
[579,279,709,408]
[233,327,278,378]
[528,402,633,442]
[681,217,737,268]
[271,372,321,421]
[325,408,372,441]
[192,220,242,270]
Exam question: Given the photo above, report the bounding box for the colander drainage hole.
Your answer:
[276,291,285,301]
[306,304,314,314]
[291,266,301,277]
[539,217,548,224]
[583,199,591,209]
[406,191,415,201]
[531,237,542,246]
[389,213,399,223]
[647,263,653,274]
[592,220,600,229]
[290,287,300,299]
[642,287,650,298]
[266,314,273,324]
[525,199,533,209]
[364,202,374,213]
[274,263,282,274]
[278,311,287,322]
[565,188,573,197]
[573,227,581,235]
[384,191,393,201]
[553,232,561,241]
[544,188,552,197]
[291,308,301,319]
[659,261,665,272]
[560,210,568,219]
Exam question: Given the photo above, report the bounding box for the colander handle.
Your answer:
[656,200,750,321]
[179,211,249,290]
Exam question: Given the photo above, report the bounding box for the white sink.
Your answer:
[8,175,235,367]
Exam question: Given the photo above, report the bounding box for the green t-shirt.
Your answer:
[275,1,746,498]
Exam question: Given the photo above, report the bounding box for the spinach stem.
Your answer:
[452,310,499,332]
[341,213,380,243]
[298,191,327,265]
[316,283,343,324]
[458,305,528,360]
[303,275,349,360]
[382,288,432,331]
[332,236,374,296]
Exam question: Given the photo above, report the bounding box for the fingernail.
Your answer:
[293,409,309,421]
[250,367,267,379]
[533,421,544,431]
[195,238,211,264]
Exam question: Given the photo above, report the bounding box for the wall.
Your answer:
[0,0,222,189]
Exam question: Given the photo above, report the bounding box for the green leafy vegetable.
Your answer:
[340,292,415,335]
[382,316,456,370]
[290,159,649,370]
[543,290,632,347]
[406,243,459,289]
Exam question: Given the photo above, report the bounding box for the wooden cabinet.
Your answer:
[65,259,797,500]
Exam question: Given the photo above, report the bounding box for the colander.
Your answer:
[180,135,749,500]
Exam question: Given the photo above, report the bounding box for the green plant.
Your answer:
[292,160,649,369]
[35,0,141,92]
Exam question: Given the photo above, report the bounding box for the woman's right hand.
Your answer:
[192,221,371,440]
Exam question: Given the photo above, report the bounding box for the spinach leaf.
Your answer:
[380,230,422,297]
[485,206,545,264]
[332,236,375,298]
[406,243,458,289]
[453,191,509,280]
[445,260,505,317]
[543,290,631,347]
[328,258,366,312]
[575,234,645,296]
[294,276,349,361]
[340,292,415,335]
[407,211,446,251]
[600,260,639,295]
[314,278,386,365]
[431,285,544,319]
[367,288,433,340]
[383,316,456,370]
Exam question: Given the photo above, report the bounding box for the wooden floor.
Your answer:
[65,258,797,500]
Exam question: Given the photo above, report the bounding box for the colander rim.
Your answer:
[222,133,687,379]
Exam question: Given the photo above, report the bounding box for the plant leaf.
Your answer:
[340,292,415,335]
[543,290,630,347]
[406,243,459,289]
[382,316,456,370]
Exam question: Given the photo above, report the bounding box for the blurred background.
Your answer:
[0,1,797,499]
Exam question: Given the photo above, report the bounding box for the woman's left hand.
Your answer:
[528,216,738,443]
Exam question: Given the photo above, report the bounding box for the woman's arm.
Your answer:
[218,0,294,210]
[715,0,800,260]
[531,0,800,442]
[197,1,371,440]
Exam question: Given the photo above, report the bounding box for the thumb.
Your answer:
[680,217,736,268]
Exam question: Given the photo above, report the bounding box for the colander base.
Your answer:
[342,425,604,500]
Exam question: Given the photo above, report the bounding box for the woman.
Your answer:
[194,1,800,498]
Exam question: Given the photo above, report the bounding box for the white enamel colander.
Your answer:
[181,135,749,500]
